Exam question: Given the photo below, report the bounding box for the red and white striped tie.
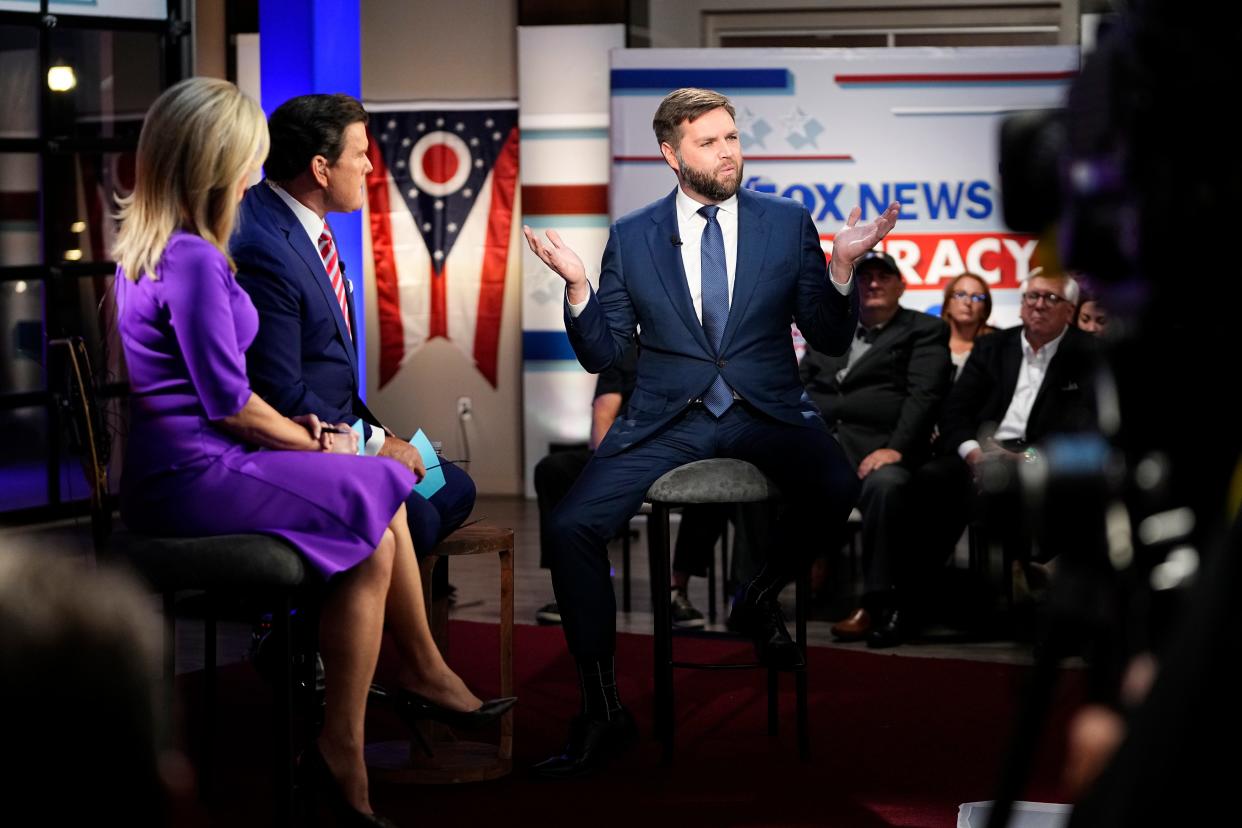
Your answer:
[317,226,351,336]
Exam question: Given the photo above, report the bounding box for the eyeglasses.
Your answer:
[1021,290,1067,307]
[951,290,988,304]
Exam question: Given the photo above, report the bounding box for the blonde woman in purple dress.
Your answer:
[112,78,503,826]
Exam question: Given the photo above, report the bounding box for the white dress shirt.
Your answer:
[267,181,385,457]
[958,326,1068,459]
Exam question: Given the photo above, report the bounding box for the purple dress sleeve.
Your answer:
[163,244,254,420]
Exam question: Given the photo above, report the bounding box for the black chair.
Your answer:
[645,458,810,762]
[56,336,314,826]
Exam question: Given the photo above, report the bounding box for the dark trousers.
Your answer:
[407,459,476,594]
[855,462,913,598]
[549,403,858,659]
[534,447,730,575]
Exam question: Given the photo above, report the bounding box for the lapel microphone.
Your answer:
[670,235,682,247]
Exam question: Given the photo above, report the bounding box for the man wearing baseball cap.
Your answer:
[800,248,952,647]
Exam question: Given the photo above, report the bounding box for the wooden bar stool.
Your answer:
[365,523,515,783]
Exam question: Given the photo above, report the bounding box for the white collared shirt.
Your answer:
[268,180,330,255]
[265,181,385,456]
[958,325,1068,458]
[675,187,739,322]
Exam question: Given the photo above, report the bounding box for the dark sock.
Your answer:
[734,562,787,608]
[576,657,622,721]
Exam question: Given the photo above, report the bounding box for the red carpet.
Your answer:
[186,621,1083,827]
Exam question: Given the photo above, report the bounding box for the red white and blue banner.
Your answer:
[609,47,1080,327]
[366,103,519,388]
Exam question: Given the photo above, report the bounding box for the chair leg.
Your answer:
[647,503,674,762]
[796,570,810,761]
[498,543,515,763]
[272,595,295,827]
[202,600,218,799]
[621,526,632,613]
[162,592,176,738]
[767,667,779,738]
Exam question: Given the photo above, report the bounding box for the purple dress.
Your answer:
[115,231,415,578]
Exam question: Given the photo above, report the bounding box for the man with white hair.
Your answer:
[904,270,1100,634]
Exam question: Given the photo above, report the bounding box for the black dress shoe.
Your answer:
[391,688,517,730]
[726,600,805,669]
[866,608,909,649]
[296,744,399,827]
[531,708,638,779]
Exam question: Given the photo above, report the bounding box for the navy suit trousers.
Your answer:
[406,458,476,558]
[548,403,858,659]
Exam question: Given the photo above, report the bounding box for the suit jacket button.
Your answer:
[716,359,726,368]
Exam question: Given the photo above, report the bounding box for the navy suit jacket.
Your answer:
[567,187,859,457]
[232,182,380,433]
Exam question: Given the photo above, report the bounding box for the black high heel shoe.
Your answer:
[391,689,517,730]
[297,744,398,827]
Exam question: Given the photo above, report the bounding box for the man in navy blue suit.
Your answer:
[524,88,900,777]
[232,94,476,563]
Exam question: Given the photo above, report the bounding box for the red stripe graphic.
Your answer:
[522,184,608,215]
[473,127,521,388]
[835,71,1076,84]
[365,129,405,389]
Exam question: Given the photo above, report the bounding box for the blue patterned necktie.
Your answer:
[698,205,733,416]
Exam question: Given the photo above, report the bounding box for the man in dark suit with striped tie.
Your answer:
[524,87,900,777]
[232,94,477,564]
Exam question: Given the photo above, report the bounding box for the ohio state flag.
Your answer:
[366,104,519,388]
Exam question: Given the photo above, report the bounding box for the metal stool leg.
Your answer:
[621,525,632,613]
[647,502,674,762]
[203,601,217,799]
[796,570,810,761]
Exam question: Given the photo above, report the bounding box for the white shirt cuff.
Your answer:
[830,273,854,295]
[958,439,981,461]
[567,288,589,318]
[364,426,387,457]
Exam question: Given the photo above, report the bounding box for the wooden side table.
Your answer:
[366,524,515,783]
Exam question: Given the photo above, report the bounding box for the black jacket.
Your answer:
[800,307,951,468]
[939,324,1099,453]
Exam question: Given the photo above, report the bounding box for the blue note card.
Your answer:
[350,420,366,454]
[409,429,446,498]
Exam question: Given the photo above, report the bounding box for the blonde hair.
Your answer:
[113,77,269,281]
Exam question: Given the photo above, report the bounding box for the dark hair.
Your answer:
[940,272,993,324]
[652,88,736,148]
[265,93,369,182]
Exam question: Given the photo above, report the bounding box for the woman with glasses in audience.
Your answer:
[112,78,510,827]
[939,272,996,379]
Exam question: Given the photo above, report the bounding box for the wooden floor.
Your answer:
[1,494,1036,671]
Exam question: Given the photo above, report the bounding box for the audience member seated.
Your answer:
[939,271,997,379]
[534,344,754,628]
[912,270,1100,615]
[1074,281,1110,336]
[799,249,952,648]
[110,78,510,827]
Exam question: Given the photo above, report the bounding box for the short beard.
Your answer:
[675,150,743,202]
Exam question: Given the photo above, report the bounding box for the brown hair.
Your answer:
[652,88,736,148]
[940,272,994,324]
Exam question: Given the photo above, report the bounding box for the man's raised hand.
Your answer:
[829,201,901,282]
[523,225,590,305]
